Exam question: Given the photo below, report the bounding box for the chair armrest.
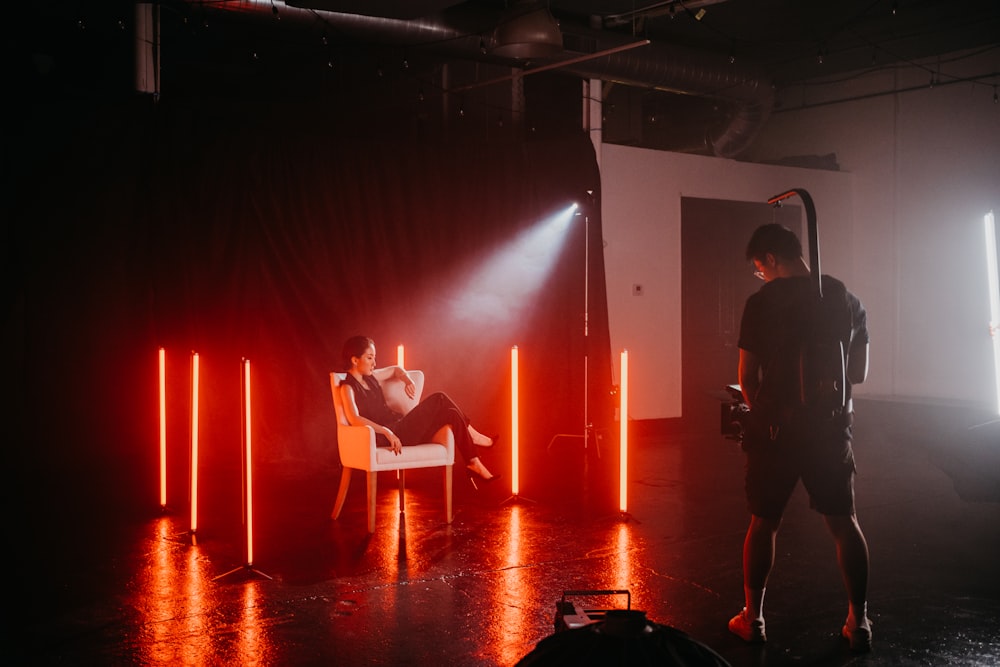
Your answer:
[337,423,378,470]
[382,369,424,415]
[430,425,456,464]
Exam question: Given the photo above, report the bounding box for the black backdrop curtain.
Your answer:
[8,95,616,521]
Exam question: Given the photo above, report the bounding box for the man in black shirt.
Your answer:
[728,224,873,652]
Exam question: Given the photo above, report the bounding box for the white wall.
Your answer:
[602,148,853,419]
[601,47,1000,420]
[749,47,1000,408]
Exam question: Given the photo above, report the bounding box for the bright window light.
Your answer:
[985,211,1000,414]
[397,344,405,368]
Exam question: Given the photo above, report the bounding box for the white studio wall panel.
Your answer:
[747,46,1000,409]
[601,146,853,420]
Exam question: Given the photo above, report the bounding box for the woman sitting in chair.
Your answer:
[340,335,500,485]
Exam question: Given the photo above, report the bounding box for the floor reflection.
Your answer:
[136,517,212,664]
[614,522,633,606]
[498,504,528,666]
[30,400,1000,666]
[235,581,273,665]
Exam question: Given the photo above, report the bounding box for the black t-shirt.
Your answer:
[738,275,868,414]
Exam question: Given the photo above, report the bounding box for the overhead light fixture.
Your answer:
[490,1,562,60]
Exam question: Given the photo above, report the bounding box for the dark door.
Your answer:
[680,198,802,432]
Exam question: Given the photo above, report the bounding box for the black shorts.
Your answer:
[743,413,857,519]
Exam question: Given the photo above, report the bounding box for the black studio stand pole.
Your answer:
[548,191,604,460]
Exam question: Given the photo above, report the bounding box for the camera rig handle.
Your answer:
[767,188,820,299]
[766,188,847,414]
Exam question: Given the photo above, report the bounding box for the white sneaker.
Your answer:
[728,608,766,643]
[842,618,872,652]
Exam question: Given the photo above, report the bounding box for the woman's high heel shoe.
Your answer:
[475,433,500,449]
[466,466,501,491]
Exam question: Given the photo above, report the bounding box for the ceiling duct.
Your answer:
[558,26,773,158]
[189,1,773,158]
[489,1,563,60]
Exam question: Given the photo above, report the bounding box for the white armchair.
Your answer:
[330,369,455,532]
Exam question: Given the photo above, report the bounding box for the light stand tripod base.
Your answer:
[213,564,273,582]
[166,529,197,546]
[500,493,537,506]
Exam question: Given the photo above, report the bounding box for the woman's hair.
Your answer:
[341,335,374,370]
[745,223,802,262]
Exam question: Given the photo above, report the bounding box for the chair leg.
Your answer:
[331,467,352,520]
[398,469,406,512]
[366,471,378,533]
[444,464,453,524]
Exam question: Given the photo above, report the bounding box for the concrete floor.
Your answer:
[13,399,1000,666]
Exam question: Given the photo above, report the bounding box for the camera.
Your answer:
[720,384,750,442]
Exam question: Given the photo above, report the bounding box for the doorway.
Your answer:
[680,197,802,431]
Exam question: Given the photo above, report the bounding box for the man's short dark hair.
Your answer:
[746,224,802,262]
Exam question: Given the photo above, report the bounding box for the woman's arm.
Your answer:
[341,384,403,454]
[373,366,417,399]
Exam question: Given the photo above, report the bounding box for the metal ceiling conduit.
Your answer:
[557,27,774,158]
[184,0,773,157]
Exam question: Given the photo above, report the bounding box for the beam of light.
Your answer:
[619,349,629,514]
[511,345,519,496]
[159,347,167,509]
[190,351,200,535]
[986,211,1000,414]
[243,358,255,566]
[397,343,405,368]
[445,203,578,327]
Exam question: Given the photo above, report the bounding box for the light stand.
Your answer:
[215,358,272,582]
[181,351,201,545]
[618,349,632,522]
[165,350,199,544]
[985,211,1000,415]
[548,192,605,460]
[158,347,171,513]
[502,345,536,505]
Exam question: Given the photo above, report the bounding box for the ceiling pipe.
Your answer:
[184,0,773,158]
[558,25,773,158]
[600,0,731,29]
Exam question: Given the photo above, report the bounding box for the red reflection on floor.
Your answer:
[15,401,1000,666]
